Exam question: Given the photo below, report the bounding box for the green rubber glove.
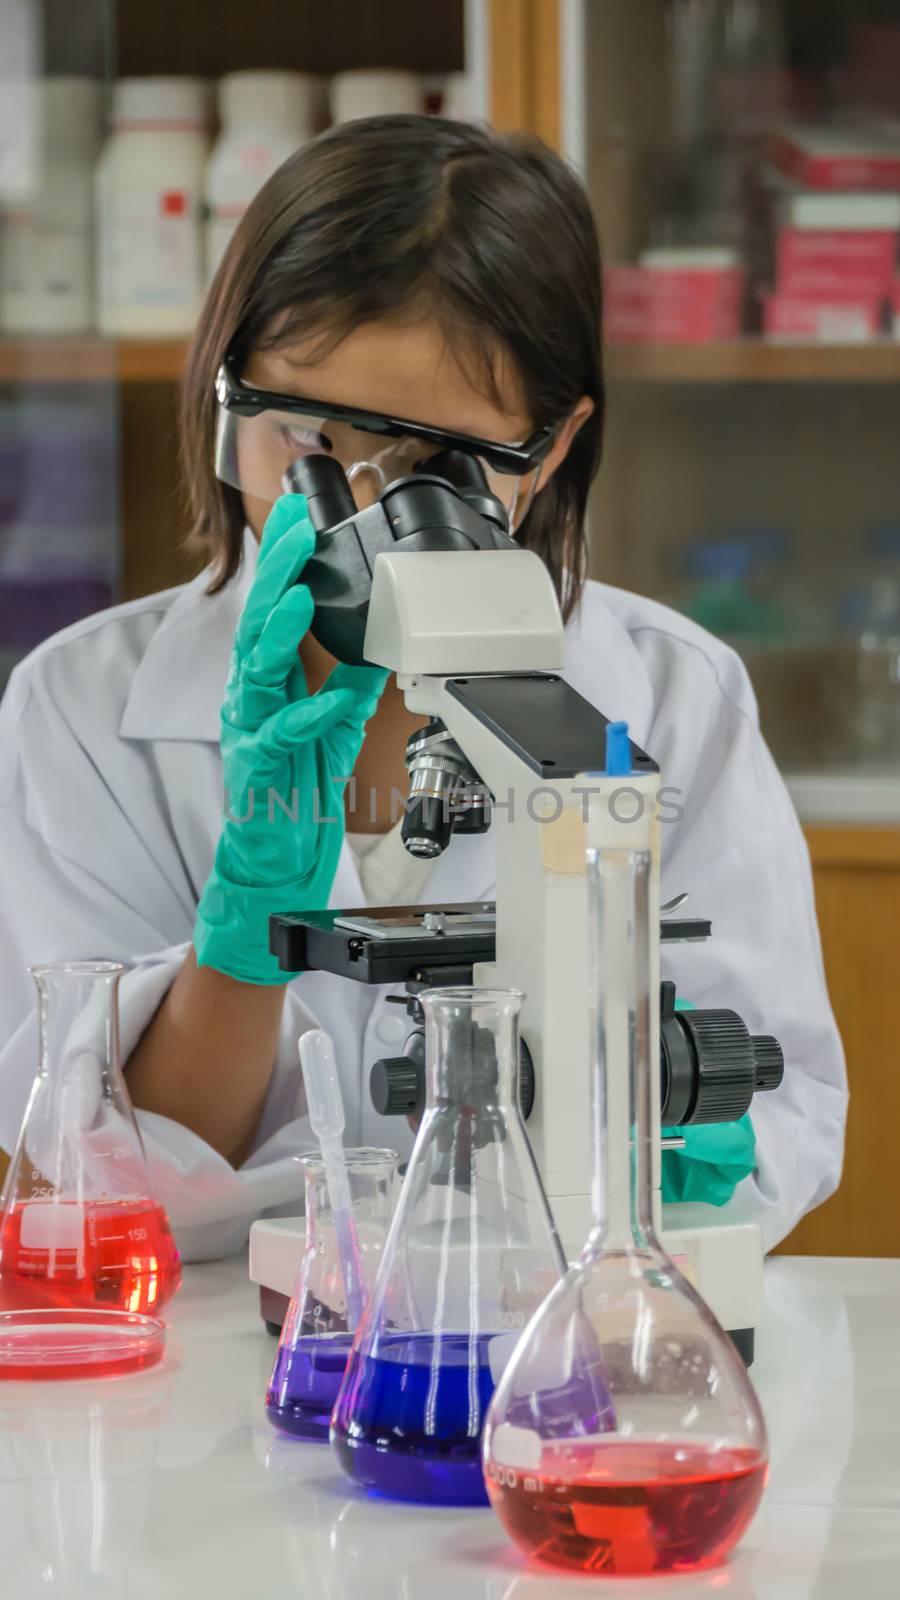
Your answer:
[661,998,757,1206]
[194,494,386,985]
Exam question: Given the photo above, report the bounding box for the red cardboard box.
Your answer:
[640,249,745,343]
[772,125,900,191]
[603,265,648,344]
[777,228,898,294]
[774,191,900,298]
[605,253,746,344]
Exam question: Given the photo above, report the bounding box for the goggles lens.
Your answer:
[214,402,540,524]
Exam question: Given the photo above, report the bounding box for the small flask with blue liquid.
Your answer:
[266,1147,398,1441]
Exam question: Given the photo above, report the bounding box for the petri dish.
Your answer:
[0,1307,167,1381]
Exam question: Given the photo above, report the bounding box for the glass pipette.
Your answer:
[298,1029,367,1331]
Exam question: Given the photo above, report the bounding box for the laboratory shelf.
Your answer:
[5,338,900,387]
[608,340,900,384]
[5,336,896,385]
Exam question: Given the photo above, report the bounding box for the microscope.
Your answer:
[251,452,783,1362]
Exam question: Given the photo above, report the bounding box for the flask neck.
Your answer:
[587,847,659,1254]
[30,962,126,1084]
[300,1149,399,1241]
[421,989,522,1113]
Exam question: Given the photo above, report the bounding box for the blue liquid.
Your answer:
[266,1334,353,1442]
[331,1331,496,1506]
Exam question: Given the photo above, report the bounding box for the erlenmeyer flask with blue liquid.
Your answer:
[330,986,566,1506]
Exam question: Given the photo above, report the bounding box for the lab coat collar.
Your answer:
[119,531,258,742]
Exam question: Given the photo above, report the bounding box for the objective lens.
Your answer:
[402,722,478,860]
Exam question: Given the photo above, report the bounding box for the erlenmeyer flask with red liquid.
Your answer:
[483,737,768,1576]
[0,962,181,1318]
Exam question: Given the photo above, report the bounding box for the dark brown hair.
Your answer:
[180,115,604,619]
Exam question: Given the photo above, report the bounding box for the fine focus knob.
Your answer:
[678,1010,756,1125]
[751,1034,784,1094]
[370,1054,424,1117]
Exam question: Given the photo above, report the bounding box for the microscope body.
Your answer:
[362,548,765,1352]
[255,457,779,1356]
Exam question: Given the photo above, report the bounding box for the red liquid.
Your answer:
[486,1440,767,1576]
[0,1199,182,1315]
[0,1311,166,1381]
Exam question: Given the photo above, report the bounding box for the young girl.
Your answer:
[0,116,845,1260]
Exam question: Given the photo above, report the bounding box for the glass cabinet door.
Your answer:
[0,0,117,696]
[0,0,481,698]
[566,0,900,793]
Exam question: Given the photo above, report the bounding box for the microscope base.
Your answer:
[662,1207,764,1356]
[249,1209,764,1363]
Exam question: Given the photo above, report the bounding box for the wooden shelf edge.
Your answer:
[0,338,188,385]
[4,336,900,387]
[805,824,900,869]
[608,339,900,384]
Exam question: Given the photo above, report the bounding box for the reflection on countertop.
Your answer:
[0,1255,899,1599]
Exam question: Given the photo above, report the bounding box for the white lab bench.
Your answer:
[1,1255,898,1599]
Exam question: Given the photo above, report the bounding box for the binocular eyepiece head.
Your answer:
[284,448,514,861]
[286,450,509,540]
[282,448,515,672]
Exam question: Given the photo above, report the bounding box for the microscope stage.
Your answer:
[269,903,711,984]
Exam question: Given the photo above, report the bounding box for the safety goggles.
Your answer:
[214,358,555,523]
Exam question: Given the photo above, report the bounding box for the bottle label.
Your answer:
[1,214,92,329]
[98,189,202,312]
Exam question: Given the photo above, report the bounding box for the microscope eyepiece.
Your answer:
[414,450,508,531]
[284,455,355,531]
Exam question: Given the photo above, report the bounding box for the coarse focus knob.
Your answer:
[519,1040,535,1122]
[679,1010,756,1125]
[370,1055,424,1118]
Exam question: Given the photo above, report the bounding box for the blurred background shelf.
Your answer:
[608,341,900,384]
[7,339,900,387]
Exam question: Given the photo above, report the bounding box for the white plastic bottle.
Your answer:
[439,72,482,122]
[95,77,209,337]
[205,71,321,282]
[329,70,422,124]
[1,77,101,334]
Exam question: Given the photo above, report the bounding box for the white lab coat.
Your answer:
[0,535,847,1259]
